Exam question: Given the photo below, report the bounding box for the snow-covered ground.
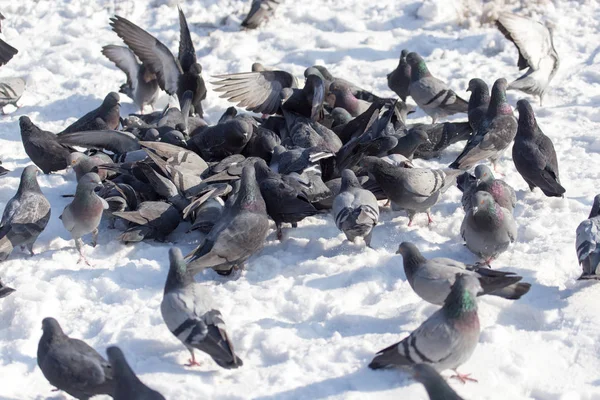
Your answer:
[1,0,600,398]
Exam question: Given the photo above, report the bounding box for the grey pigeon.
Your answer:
[188,118,253,162]
[0,77,26,108]
[512,99,565,197]
[106,346,165,400]
[467,78,489,133]
[0,166,51,261]
[327,80,373,117]
[496,13,559,106]
[0,37,17,67]
[189,197,225,234]
[110,8,207,116]
[254,159,318,240]
[114,201,180,243]
[412,364,465,400]
[161,248,243,368]
[459,165,516,213]
[369,274,482,384]
[241,0,281,29]
[360,156,461,225]
[397,242,530,305]
[410,122,473,160]
[449,78,517,171]
[60,172,108,264]
[576,195,600,280]
[102,45,160,112]
[19,116,74,174]
[332,169,379,247]
[387,49,411,102]
[37,317,115,400]
[388,128,431,159]
[0,278,15,298]
[187,165,269,276]
[405,52,468,123]
[68,152,113,181]
[59,92,121,134]
[461,191,517,265]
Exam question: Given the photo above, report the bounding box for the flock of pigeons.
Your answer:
[0,3,597,400]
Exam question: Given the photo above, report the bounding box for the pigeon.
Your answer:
[460,165,516,213]
[411,122,473,160]
[388,128,431,159]
[60,172,108,264]
[405,52,468,123]
[461,191,517,265]
[106,346,165,400]
[0,77,26,108]
[37,317,115,400]
[412,364,465,400]
[254,159,318,240]
[327,80,373,117]
[360,156,460,225]
[114,201,180,243]
[162,248,243,368]
[449,78,517,171]
[101,45,160,112]
[242,126,281,162]
[512,99,565,197]
[369,274,482,384]
[59,92,121,134]
[332,169,379,247]
[68,152,113,181]
[19,116,74,174]
[110,9,207,116]
[496,12,559,106]
[0,166,51,261]
[241,0,281,29]
[576,195,600,280]
[0,278,15,298]
[466,78,489,133]
[0,37,17,67]
[187,165,269,276]
[397,242,530,305]
[188,118,253,162]
[387,49,411,102]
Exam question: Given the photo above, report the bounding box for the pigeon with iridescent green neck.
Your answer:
[450,78,517,170]
[0,166,51,261]
[387,49,411,102]
[412,364,465,400]
[513,99,564,197]
[369,274,482,384]
[405,52,468,123]
[60,172,108,264]
[461,191,517,265]
[162,248,243,369]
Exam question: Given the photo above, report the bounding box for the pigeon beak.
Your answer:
[396,247,403,255]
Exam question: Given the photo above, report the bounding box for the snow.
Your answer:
[1,0,600,399]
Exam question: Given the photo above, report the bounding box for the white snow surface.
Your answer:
[1,0,600,399]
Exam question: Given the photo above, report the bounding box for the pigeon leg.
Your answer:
[427,212,434,224]
[407,218,413,227]
[26,243,35,256]
[364,231,374,249]
[185,350,201,367]
[75,239,90,266]
[91,229,99,247]
[276,222,283,241]
[291,222,298,228]
[451,370,477,384]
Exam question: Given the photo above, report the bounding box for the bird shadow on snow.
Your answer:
[254,369,411,400]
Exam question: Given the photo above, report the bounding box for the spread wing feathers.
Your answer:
[177,7,196,70]
[58,130,141,154]
[110,15,182,94]
[496,13,553,71]
[211,71,295,115]
[101,45,141,90]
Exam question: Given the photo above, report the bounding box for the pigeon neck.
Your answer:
[412,61,431,81]
[444,286,477,319]
[236,171,267,213]
[517,111,538,137]
[164,265,193,293]
[469,87,490,111]
[18,174,42,194]
[589,199,600,219]
[488,88,512,117]
[402,249,426,279]
[474,203,502,226]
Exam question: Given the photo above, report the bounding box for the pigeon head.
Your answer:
[400,49,409,59]
[224,120,253,149]
[191,62,202,74]
[304,75,325,120]
[252,62,265,72]
[471,191,495,215]
[516,99,537,135]
[589,195,600,219]
[19,165,42,194]
[405,52,430,80]
[396,242,427,277]
[143,128,160,141]
[103,92,120,108]
[19,116,36,137]
[166,247,193,291]
[409,128,431,146]
[488,78,512,117]
[162,130,187,148]
[443,274,482,318]
[68,152,86,167]
[467,78,490,106]
[330,107,352,127]
[106,346,133,378]
[474,164,494,184]
[304,67,325,82]
[41,317,65,338]
[467,78,488,94]
[312,65,334,81]
[76,172,103,193]
[340,169,361,190]
[254,159,276,182]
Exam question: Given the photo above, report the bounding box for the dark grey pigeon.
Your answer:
[411,122,473,160]
[576,195,600,280]
[60,173,108,264]
[58,129,141,154]
[467,78,490,133]
[0,37,17,66]
[188,118,253,162]
[369,275,482,384]
[106,346,165,400]
[332,169,379,247]
[496,13,559,106]
[387,49,411,102]
[327,80,373,118]
[405,52,468,123]
[412,364,465,400]
[255,159,317,240]
[37,317,115,400]
[0,278,15,298]
[397,242,530,305]
[512,99,565,197]
[242,126,281,163]
[114,201,180,243]
[388,128,431,160]
[19,116,74,174]
[102,45,160,112]
[110,8,207,116]
[59,92,121,134]
[162,248,243,368]
[0,166,51,261]
[449,78,517,170]
[461,191,517,266]
[241,0,281,29]
[187,165,269,276]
